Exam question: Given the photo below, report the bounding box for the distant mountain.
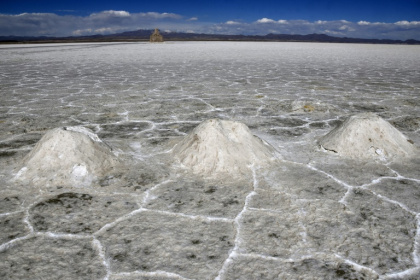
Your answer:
[1,29,419,45]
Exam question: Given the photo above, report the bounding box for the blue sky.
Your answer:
[1,0,420,40]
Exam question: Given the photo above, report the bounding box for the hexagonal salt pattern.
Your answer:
[367,179,420,213]
[97,210,235,279]
[1,42,420,279]
[0,235,106,280]
[144,179,252,219]
[0,195,24,214]
[340,189,416,274]
[110,274,185,280]
[221,254,380,279]
[29,192,139,234]
[0,212,30,244]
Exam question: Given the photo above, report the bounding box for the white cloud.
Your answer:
[72,29,93,36]
[143,12,181,19]
[324,30,345,36]
[256,18,277,24]
[226,20,240,25]
[72,27,123,35]
[94,27,121,33]
[211,19,420,40]
[395,21,420,26]
[101,10,130,17]
[339,25,355,32]
[255,18,288,25]
[0,11,419,40]
[358,21,370,25]
[0,11,185,37]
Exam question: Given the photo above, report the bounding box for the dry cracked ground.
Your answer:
[1,158,420,280]
[1,42,420,279]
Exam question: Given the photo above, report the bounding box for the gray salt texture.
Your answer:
[1,42,420,279]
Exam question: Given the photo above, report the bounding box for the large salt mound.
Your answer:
[16,126,120,187]
[319,113,417,160]
[172,119,278,179]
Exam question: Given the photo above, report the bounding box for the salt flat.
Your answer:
[0,41,420,279]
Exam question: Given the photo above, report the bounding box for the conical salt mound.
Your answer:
[172,119,278,179]
[16,126,120,187]
[319,113,417,160]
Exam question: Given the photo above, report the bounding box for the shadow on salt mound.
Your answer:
[172,119,279,179]
[318,113,418,160]
[15,126,121,187]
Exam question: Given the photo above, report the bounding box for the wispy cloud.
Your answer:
[256,18,277,24]
[0,11,419,40]
[226,21,241,25]
[212,18,420,40]
[0,11,185,37]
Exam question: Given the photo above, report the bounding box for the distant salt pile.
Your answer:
[150,28,164,42]
[16,126,120,187]
[290,100,335,113]
[172,119,278,179]
[319,113,417,160]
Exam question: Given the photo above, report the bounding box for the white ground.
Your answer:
[0,42,420,279]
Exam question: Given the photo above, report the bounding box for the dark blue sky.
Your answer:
[2,0,419,22]
[1,0,420,39]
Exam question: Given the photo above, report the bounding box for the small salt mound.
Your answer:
[16,126,120,187]
[319,113,417,160]
[290,100,335,113]
[172,119,278,179]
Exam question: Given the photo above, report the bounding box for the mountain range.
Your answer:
[1,29,419,44]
